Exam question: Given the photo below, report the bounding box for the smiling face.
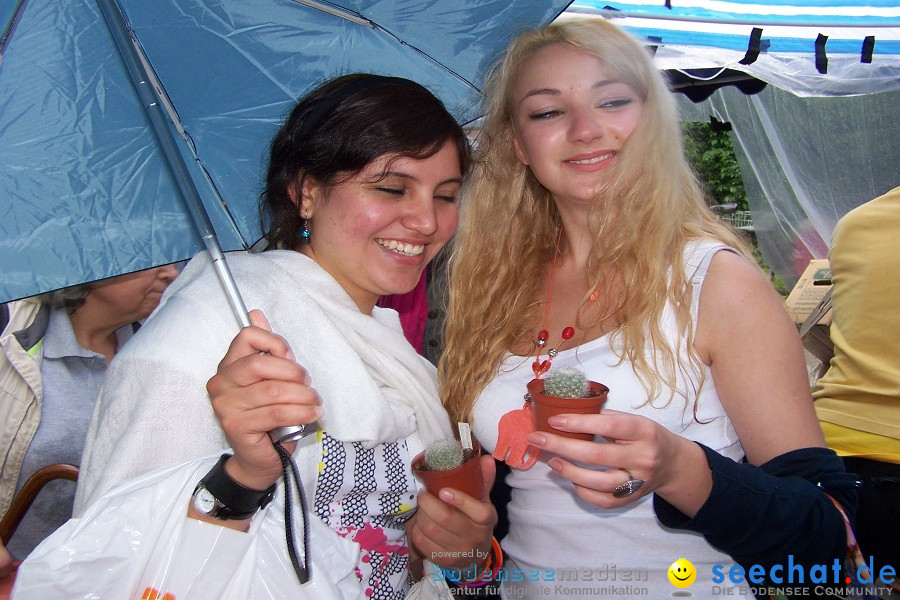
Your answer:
[668,558,697,588]
[511,43,644,206]
[297,140,461,313]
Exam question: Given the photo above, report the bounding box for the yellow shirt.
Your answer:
[814,187,900,464]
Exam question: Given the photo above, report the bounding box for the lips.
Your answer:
[565,150,614,165]
[376,238,425,256]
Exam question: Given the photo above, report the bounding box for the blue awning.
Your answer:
[564,0,900,96]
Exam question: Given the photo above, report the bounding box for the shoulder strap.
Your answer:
[689,244,732,325]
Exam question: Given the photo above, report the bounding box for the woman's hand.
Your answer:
[206,309,322,492]
[407,455,498,573]
[527,410,712,515]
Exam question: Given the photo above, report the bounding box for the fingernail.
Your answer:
[547,457,563,471]
[439,489,455,503]
[312,406,324,419]
[548,416,567,428]
[528,433,546,447]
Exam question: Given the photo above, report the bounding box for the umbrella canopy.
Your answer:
[0,0,571,304]
[564,0,900,97]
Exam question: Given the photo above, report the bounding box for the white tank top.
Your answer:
[472,240,754,599]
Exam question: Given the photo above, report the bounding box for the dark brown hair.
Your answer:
[261,74,470,250]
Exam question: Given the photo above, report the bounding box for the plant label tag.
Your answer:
[457,422,473,451]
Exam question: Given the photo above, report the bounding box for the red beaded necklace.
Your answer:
[532,231,599,378]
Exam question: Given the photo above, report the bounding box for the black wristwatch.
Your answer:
[192,454,277,520]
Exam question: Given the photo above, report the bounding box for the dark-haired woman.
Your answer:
[15,74,494,600]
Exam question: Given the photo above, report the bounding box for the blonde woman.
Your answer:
[440,19,857,599]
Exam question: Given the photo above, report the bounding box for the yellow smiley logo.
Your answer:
[668,558,697,588]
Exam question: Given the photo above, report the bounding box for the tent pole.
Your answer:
[96,0,251,329]
[567,7,894,29]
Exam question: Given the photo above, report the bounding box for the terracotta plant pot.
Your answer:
[527,378,609,441]
[412,441,484,499]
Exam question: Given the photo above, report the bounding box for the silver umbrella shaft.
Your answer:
[97,0,249,328]
[98,0,312,442]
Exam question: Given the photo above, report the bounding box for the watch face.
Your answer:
[193,486,217,515]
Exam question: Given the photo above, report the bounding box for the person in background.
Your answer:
[439,18,857,599]
[17,74,494,599]
[377,269,430,357]
[0,265,178,579]
[814,186,900,589]
[377,251,449,366]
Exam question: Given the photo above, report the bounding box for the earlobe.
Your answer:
[292,177,318,220]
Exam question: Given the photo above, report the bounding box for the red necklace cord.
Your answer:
[532,230,599,378]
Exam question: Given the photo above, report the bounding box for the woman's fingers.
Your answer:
[526,411,670,506]
[211,375,322,439]
[527,410,657,467]
[208,353,310,395]
[205,309,319,489]
[545,409,642,440]
[410,486,496,570]
[216,394,323,433]
[208,310,310,396]
[247,308,271,332]
[408,456,498,570]
[217,309,296,370]
[546,457,646,507]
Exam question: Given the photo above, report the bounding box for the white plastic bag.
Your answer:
[14,451,452,600]
[13,453,357,599]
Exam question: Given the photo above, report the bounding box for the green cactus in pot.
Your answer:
[422,438,465,471]
[542,366,591,398]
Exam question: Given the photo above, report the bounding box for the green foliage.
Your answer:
[681,123,787,296]
[682,122,749,211]
[423,439,464,471]
[543,367,590,398]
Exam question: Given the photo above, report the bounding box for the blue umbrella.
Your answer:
[0,0,572,306]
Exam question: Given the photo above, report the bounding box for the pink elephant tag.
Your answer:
[493,402,540,470]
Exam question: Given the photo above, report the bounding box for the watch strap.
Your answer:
[198,453,276,519]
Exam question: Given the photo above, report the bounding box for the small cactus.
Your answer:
[543,367,590,398]
[423,439,464,471]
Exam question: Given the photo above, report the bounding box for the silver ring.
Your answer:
[612,468,645,498]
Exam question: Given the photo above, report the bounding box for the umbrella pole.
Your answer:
[98,0,316,443]
[96,0,251,329]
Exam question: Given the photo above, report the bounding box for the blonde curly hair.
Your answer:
[439,19,751,424]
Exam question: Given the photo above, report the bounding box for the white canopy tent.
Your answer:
[561,0,900,286]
